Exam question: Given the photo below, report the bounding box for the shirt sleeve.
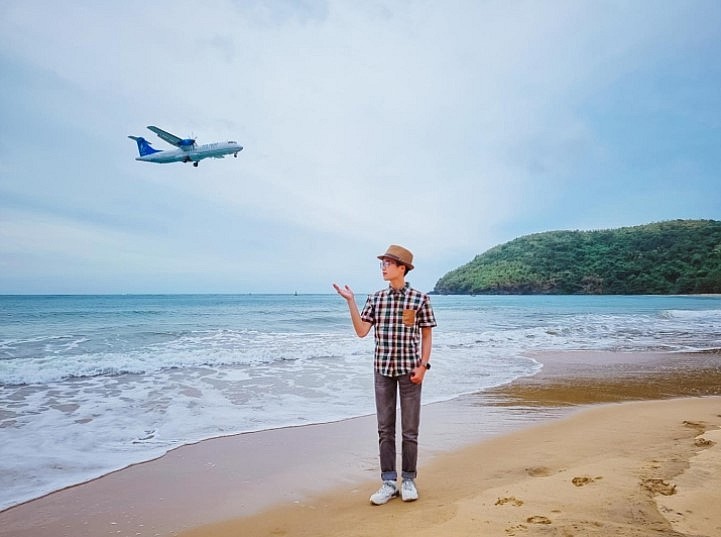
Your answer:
[417,295,437,328]
[360,294,375,324]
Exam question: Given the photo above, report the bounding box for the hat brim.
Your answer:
[377,254,414,271]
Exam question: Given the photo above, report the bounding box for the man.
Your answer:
[333,244,437,505]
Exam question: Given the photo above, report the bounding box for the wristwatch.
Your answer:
[422,362,431,370]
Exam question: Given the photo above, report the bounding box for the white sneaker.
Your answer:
[401,479,418,502]
[370,481,398,505]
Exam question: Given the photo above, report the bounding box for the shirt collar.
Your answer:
[387,282,409,297]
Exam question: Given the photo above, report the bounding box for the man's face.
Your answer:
[380,258,405,281]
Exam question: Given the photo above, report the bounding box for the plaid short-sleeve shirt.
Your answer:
[360,282,437,377]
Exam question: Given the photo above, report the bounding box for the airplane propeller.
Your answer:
[178,137,196,148]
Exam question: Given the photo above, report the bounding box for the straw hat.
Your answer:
[378,244,414,271]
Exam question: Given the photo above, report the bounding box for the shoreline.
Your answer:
[2,350,721,537]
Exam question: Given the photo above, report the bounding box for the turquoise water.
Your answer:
[1,293,719,510]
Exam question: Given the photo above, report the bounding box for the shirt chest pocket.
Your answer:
[402,309,416,327]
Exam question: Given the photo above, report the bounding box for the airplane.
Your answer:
[128,126,242,167]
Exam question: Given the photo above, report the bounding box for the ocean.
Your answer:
[1,293,720,511]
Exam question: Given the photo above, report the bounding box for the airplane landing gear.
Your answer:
[234,152,238,158]
[193,161,199,167]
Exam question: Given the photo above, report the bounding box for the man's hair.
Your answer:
[383,257,408,275]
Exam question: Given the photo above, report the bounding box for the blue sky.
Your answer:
[1,1,719,294]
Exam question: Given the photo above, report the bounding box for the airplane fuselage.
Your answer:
[135,141,243,164]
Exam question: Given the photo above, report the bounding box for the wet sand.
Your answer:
[2,350,720,537]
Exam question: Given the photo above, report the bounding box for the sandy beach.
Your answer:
[2,350,720,537]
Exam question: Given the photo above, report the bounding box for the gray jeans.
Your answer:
[374,370,422,482]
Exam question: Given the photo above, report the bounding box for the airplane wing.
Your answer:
[147,126,196,150]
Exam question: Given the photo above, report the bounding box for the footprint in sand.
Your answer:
[526,515,552,524]
[694,437,715,448]
[495,496,524,507]
[571,475,602,487]
[682,420,706,433]
[504,523,527,535]
[525,466,553,477]
[641,478,676,496]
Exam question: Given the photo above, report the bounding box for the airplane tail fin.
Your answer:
[128,136,161,156]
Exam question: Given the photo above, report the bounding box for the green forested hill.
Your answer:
[433,220,721,295]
